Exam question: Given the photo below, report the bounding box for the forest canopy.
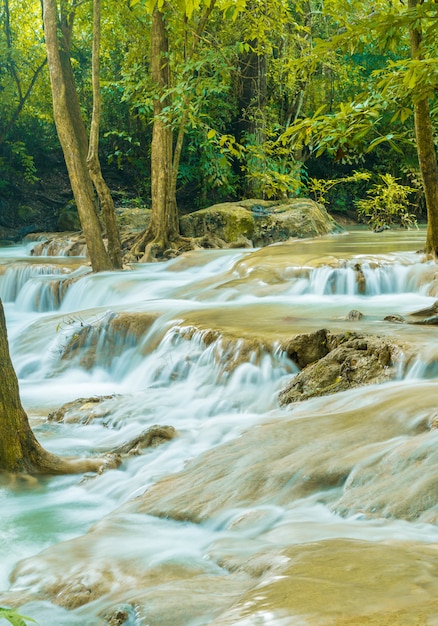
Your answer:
[1,0,438,253]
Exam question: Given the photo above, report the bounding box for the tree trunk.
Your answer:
[42,0,113,272]
[0,300,117,474]
[87,0,123,269]
[237,39,267,197]
[408,0,438,256]
[132,5,179,261]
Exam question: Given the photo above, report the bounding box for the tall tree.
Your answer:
[132,4,177,261]
[0,299,118,474]
[130,0,245,260]
[42,0,121,271]
[408,0,438,256]
[87,0,123,268]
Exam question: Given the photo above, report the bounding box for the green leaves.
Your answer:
[130,0,247,19]
[355,174,419,231]
[0,607,37,626]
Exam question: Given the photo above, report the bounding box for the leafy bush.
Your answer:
[307,170,371,207]
[355,173,418,230]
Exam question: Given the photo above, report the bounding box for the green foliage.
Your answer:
[308,171,371,206]
[355,174,418,230]
[0,140,38,193]
[0,607,37,626]
[217,131,304,199]
[281,99,410,164]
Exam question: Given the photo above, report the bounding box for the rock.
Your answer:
[113,425,176,455]
[180,202,256,244]
[384,314,405,323]
[48,396,116,423]
[28,232,87,256]
[106,609,129,626]
[406,300,438,325]
[128,380,435,524]
[279,332,408,405]
[410,315,438,325]
[57,311,158,371]
[353,263,366,294]
[345,309,363,321]
[408,300,438,317]
[57,201,81,231]
[179,198,340,248]
[279,329,330,369]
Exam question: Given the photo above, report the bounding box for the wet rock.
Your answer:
[28,233,87,257]
[410,314,438,325]
[48,396,116,424]
[279,329,330,369]
[106,609,129,626]
[7,525,250,624]
[353,263,366,294]
[384,314,405,323]
[57,311,158,371]
[129,382,436,524]
[345,309,363,321]
[180,198,340,248]
[113,425,177,455]
[279,332,407,405]
[409,300,438,317]
[211,539,438,625]
[405,300,438,325]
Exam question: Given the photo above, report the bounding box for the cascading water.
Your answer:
[2,227,438,625]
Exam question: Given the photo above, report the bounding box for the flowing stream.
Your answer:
[1,228,438,625]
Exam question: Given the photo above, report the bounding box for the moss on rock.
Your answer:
[180,198,340,249]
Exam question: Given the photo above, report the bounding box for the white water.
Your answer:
[1,228,438,625]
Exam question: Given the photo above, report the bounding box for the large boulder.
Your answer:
[279,332,409,405]
[179,198,340,247]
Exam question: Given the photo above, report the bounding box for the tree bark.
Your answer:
[132,5,179,261]
[408,0,438,256]
[237,27,267,198]
[87,0,123,269]
[42,0,113,272]
[0,300,118,474]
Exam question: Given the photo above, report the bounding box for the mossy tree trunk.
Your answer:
[42,0,119,272]
[408,0,438,257]
[87,0,123,269]
[0,299,118,475]
[132,5,179,261]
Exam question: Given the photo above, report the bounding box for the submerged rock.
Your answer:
[211,539,438,625]
[118,381,437,526]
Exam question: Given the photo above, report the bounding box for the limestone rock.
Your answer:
[179,198,340,248]
[48,396,116,424]
[279,328,330,369]
[279,332,407,405]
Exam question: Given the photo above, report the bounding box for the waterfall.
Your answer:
[3,228,438,626]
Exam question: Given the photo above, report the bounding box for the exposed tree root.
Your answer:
[129,233,198,262]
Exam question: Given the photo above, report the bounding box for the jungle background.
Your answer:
[0,0,434,239]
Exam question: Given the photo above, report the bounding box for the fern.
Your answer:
[0,607,37,626]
